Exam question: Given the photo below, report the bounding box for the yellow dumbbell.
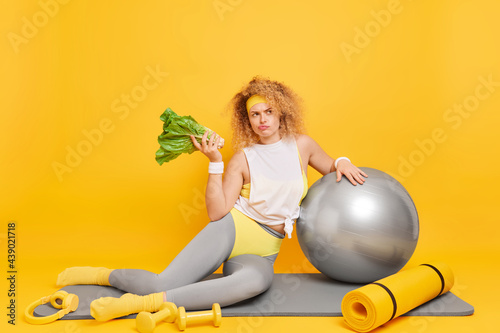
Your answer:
[136,302,178,333]
[176,303,222,331]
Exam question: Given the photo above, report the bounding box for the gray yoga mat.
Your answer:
[34,273,474,319]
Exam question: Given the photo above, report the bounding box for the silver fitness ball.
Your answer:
[296,167,419,283]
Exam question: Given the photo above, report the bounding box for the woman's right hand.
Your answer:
[190,131,223,162]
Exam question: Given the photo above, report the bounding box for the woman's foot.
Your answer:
[56,267,113,286]
[90,292,165,321]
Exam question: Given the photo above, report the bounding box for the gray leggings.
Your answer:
[108,213,282,310]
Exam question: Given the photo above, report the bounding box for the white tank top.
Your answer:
[233,137,304,238]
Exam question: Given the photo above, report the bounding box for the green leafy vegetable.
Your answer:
[155,108,224,165]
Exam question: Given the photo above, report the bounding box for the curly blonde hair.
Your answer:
[228,76,306,151]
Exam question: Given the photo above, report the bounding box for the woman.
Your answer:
[56,76,367,321]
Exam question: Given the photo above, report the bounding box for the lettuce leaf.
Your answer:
[155,108,223,165]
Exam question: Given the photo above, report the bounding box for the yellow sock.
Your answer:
[90,292,165,322]
[56,267,113,286]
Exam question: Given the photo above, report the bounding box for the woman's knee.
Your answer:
[223,254,274,296]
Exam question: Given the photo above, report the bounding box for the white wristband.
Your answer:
[334,157,350,169]
[208,161,224,174]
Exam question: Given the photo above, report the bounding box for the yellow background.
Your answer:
[1,0,499,332]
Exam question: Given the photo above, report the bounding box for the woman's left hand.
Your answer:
[336,160,368,185]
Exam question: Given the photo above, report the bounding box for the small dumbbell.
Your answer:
[176,303,222,331]
[136,302,178,333]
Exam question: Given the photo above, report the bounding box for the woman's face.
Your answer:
[248,102,281,144]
